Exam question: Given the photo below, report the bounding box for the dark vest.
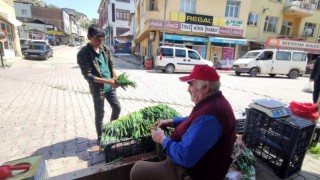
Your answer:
[171,91,236,180]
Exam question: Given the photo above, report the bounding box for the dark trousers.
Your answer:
[313,81,320,103]
[93,89,121,143]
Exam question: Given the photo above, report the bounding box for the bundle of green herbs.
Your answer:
[115,73,137,90]
[230,141,256,180]
[100,104,181,146]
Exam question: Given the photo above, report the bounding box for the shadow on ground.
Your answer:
[31,137,105,166]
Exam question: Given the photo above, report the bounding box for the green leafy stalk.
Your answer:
[100,104,181,146]
[115,73,137,90]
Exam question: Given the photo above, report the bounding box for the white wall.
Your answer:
[108,0,135,37]
[63,11,70,34]
[14,2,32,18]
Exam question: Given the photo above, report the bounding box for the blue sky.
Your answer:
[42,0,100,20]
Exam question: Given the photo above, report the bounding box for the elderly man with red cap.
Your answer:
[130,65,236,180]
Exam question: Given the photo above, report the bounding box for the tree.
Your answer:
[47,4,59,9]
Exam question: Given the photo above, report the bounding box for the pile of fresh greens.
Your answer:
[115,73,137,90]
[230,142,256,180]
[308,144,320,158]
[100,104,181,146]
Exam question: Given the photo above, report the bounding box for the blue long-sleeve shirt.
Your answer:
[162,115,222,168]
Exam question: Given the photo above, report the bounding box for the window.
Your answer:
[116,0,130,2]
[263,16,278,33]
[259,51,273,60]
[149,0,156,11]
[1,22,13,50]
[292,52,306,61]
[188,50,200,60]
[175,49,186,58]
[21,9,28,15]
[280,21,292,36]
[276,51,291,61]
[225,0,241,18]
[161,48,173,57]
[303,22,316,37]
[116,9,130,21]
[247,13,259,26]
[180,0,196,13]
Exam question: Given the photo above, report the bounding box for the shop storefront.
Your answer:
[209,37,247,65]
[162,34,208,58]
[0,20,15,58]
[265,37,320,61]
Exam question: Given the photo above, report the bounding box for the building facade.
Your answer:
[98,0,135,53]
[0,0,22,58]
[246,0,320,60]
[133,0,251,66]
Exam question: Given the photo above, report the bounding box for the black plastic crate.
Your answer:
[104,136,156,163]
[243,132,306,179]
[243,108,315,154]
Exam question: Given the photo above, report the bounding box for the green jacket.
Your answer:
[77,43,114,97]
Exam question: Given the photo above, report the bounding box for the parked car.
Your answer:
[23,43,53,60]
[232,49,308,79]
[306,60,316,74]
[74,41,81,46]
[68,42,76,47]
[20,38,32,52]
[155,46,213,73]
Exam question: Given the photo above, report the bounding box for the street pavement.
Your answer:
[0,45,319,179]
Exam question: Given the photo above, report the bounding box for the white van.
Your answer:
[155,46,213,73]
[232,49,307,79]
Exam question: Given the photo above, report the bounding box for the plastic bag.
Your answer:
[303,81,314,93]
[289,101,319,122]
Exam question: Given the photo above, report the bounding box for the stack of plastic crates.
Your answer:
[104,136,155,163]
[242,108,315,179]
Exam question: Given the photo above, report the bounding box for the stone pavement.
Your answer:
[0,47,319,179]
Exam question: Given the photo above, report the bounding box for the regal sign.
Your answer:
[185,13,213,26]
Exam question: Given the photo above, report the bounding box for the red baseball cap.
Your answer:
[179,65,219,82]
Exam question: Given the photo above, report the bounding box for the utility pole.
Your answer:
[162,0,167,46]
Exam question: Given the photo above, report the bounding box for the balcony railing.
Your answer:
[284,0,317,17]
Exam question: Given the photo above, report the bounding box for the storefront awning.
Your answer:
[0,13,22,26]
[47,30,63,35]
[164,34,208,42]
[209,37,247,45]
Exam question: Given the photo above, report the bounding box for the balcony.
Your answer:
[284,1,316,18]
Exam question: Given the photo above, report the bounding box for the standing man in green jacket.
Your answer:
[77,24,121,151]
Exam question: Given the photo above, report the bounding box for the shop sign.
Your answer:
[164,34,208,42]
[166,22,180,30]
[225,19,243,29]
[206,26,219,34]
[185,13,213,26]
[231,29,243,36]
[181,23,191,31]
[148,20,180,30]
[192,24,205,33]
[219,27,232,35]
[47,30,63,35]
[266,37,320,50]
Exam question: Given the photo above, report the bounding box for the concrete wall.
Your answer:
[13,2,32,18]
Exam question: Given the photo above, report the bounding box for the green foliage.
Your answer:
[308,144,320,158]
[231,142,256,179]
[100,104,181,146]
[115,73,137,90]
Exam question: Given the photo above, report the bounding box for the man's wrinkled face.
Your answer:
[89,35,105,48]
[187,80,203,104]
